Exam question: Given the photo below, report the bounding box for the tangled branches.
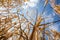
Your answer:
[0,0,60,40]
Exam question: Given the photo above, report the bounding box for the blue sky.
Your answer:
[21,0,60,32]
[38,0,60,32]
[9,0,60,33]
[8,0,60,40]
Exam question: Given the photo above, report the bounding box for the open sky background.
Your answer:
[20,0,60,32]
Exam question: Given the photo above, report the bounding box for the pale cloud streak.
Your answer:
[22,0,39,9]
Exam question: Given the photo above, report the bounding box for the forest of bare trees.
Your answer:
[0,0,60,40]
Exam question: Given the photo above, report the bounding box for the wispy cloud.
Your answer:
[22,0,39,9]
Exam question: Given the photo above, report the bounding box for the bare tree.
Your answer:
[0,0,60,40]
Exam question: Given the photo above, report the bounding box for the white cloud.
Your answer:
[22,0,39,9]
[30,0,38,3]
[28,2,36,7]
